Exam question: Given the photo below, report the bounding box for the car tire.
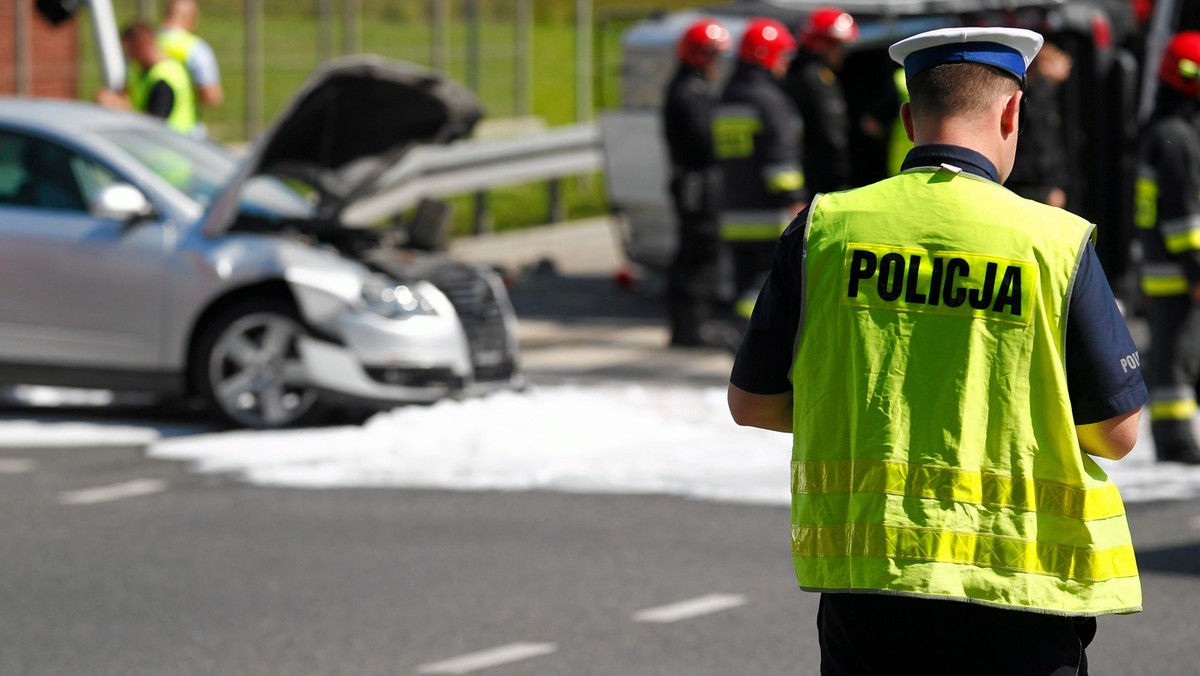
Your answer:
[192,298,322,429]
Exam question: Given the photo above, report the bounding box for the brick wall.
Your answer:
[0,3,79,98]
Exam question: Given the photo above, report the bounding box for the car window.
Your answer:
[100,128,313,219]
[0,131,88,212]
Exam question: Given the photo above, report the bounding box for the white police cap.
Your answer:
[889,27,1044,83]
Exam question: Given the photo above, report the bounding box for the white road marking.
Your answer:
[58,479,168,505]
[0,458,36,474]
[416,642,558,674]
[633,593,748,623]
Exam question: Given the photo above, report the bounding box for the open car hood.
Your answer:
[203,56,482,237]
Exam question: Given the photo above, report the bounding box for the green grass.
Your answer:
[75,2,680,231]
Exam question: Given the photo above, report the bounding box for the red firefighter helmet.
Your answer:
[1160,32,1200,98]
[677,18,731,68]
[738,17,797,71]
[799,8,859,50]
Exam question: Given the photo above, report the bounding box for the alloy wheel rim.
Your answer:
[207,313,317,428]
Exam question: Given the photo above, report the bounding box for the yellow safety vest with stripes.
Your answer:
[129,58,196,135]
[789,168,1141,616]
[157,28,204,124]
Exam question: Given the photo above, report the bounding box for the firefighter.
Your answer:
[1135,31,1200,464]
[714,17,806,319]
[784,7,858,193]
[662,18,732,348]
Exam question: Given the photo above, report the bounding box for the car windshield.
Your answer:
[100,128,314,219]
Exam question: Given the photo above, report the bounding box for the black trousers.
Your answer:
[667,209,722,339]
[817,593,1094,676]
[1146,294,1200,449]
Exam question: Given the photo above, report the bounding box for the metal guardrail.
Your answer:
[341,123,603,227]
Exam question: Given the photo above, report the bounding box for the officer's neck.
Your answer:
[911,116,1013,183]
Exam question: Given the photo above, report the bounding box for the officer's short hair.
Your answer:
[908,62,1020,120]
[121,21,155,44]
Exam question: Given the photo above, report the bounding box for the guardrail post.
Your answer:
[548,180,566,224]
[473,192,491,235]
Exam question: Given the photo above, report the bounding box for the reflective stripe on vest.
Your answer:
[1134,174,1157,229]
[789,170,1141,616]
[764,162,804,193]
[1140,261,1190,296]
[713,105,759,159]
[1149,385,1198,421]
[719,209,792,241]
[1162,214,1200,254]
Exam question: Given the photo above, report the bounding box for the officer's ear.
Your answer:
[1000,89,1022,139]
[899,101,915,143]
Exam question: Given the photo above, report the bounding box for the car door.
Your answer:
[0,129,169,372]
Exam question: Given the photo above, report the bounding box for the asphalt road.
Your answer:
[1,220,1198,675]
[2,445,1199,676]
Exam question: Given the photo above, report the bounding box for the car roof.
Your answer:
[0,97,160,138]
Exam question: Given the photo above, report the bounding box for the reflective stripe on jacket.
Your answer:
[789,168,1141,616]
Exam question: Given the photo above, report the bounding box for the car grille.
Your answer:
[365,367,464,389]
[427,264,515,382]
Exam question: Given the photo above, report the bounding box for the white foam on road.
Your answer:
[145,384,1200,506]
[0,420,161,448]
[3,383,1196,506]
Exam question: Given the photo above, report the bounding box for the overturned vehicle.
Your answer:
[0,58,522,428]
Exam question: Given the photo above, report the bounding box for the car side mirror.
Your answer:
[94,184,155,222]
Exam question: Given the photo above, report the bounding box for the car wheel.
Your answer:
[194,299,321,429]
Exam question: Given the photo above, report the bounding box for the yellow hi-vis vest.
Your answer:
[157,29,203,122]
[129,58,196,135]
[789,167,1141,616]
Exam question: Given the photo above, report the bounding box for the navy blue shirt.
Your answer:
[730,144,1147,425]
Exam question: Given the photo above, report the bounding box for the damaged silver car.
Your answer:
[0,57,522,428]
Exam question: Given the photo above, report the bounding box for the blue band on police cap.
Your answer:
[903,41,1027,81]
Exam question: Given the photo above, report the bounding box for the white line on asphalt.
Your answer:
[0,458,36,474]
[633,593,748,623]
[416,642,558,675]
[58,479,168,506]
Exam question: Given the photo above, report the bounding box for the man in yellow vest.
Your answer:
[97,22,196,136]
[158,0,224,137]
[728,27,1145,675]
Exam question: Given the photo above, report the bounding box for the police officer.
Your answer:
[97,22,197,136]
[1136,31,1200,464]
[729,27,1145,674]
[662,18,732,348]
[158,0,224,137]
[714,18,806,319]
[784,7,857,193]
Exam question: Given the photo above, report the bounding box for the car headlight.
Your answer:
[360,279,437,318]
